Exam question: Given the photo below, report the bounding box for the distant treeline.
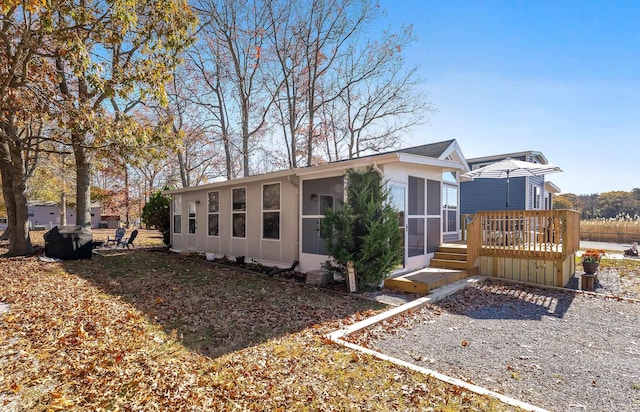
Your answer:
[554,189,640,220]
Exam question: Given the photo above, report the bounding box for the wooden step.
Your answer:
[384,276,430,295]
[413,270,468,290]
[434,251,467,261]
[384,268,476,295]
[430,258,469,270]
[437,244,468,254]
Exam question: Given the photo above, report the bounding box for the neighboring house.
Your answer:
[99,215,122,229]
[165,139,470,273]
[460,151,561,215]
[27,201,102,229]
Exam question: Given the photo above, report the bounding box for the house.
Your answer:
[165,139,470,273]
[27,201,102,229]
[99,215,122,229]
[460,151,561,215]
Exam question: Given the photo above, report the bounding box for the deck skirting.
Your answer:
[479,253,576,287]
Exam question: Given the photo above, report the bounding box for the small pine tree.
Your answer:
[321,167,402,291]
[141,190,171,245]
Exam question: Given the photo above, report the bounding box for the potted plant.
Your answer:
[582,249,604,275]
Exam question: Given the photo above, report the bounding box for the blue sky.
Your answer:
[378,0,640,195]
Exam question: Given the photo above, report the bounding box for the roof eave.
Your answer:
[163,168,298,195]
[293,153,401,177]
[398,153,466,171]
[545,181,562,193]
[468,150,549,165]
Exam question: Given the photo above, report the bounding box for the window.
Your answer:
[232,188,246,238]
[442,185,458,233]
[319,195,334,214]
[208,191,219,236]
[188,202,196,234]
[173,195,182,234]
[442,171,457,184]
[408,176,425,215]
[534,186,541,209]
[262,183,280,240]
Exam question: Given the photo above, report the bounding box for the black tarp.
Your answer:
[44,226,93,260]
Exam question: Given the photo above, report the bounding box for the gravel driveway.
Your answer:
[350,281,640,412]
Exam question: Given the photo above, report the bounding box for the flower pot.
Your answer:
[582,261,599,275]
[205,252,216,261]
[235,256,245,264]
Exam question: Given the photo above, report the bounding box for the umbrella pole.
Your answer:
[506,172,510,210]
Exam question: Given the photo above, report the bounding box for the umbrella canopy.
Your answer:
[462,158,562,209]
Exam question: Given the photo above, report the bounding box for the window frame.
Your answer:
[261,182,281,240]
[207,190,220,237]
[187,201,197,235]
[533,186,541,209]
[173,195,182,234]
[231,187,247,239]
[442,183,458,233]
[407,176,426,257]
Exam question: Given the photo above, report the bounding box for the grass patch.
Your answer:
[0,244,515,411]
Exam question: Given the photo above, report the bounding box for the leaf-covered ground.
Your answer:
[0,234,512,411]
[600,257,640,299]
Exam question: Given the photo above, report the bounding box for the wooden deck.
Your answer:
[385,210,581,295]
[465,209,580,287]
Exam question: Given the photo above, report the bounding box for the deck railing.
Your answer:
[462,209,580,260]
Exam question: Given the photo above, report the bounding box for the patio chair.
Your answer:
[107,228,125,246]
[117,229,138,249]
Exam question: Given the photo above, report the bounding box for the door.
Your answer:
[442,183,458,240]
[390,184,407,272]
[301,194,333,255]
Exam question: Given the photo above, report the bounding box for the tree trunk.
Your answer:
[123,161,130,227]
[177,150,189,187]
[222,130,232,180]
[306,99,315,167]
[0,141,33,255]
[0,146,14,243]
[241,98,250,177]
[73,137,92,228]
[60,192,67,226]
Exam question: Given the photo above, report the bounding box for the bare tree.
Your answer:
[266,0,418,166]
[194,0,280,177]
[297,0,376,166]
[325,26,429,159]
[156,70,227,187]
[188,45,238,180]
[265,1,308,168]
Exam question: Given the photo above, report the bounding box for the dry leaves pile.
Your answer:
[0,243,511,411]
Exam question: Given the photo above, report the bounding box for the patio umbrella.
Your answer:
[462,158,562,209]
